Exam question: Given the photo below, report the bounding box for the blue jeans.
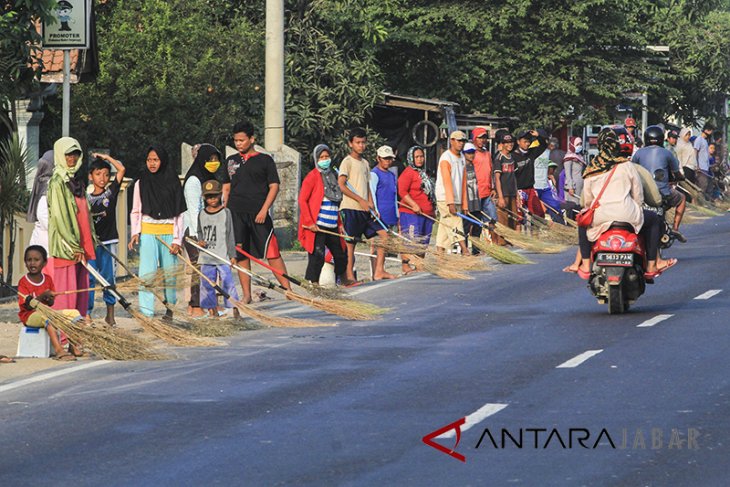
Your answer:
[480,197,497,223]
[88,243,117,312]
[536,188,565,224]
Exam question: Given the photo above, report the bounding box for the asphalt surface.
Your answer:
[2,214,730,486]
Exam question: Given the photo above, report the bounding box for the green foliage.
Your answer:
[0,132,30,281]
[68,0,264,175]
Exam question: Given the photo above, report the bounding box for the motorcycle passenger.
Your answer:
[575,127,677,280]
[631,125,687,243]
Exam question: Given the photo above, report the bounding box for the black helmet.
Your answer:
[644,125,665,147]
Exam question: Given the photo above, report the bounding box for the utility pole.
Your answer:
[264,0,284,152]
[62,50,71,136]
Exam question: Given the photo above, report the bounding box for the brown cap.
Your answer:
[202,179,222,196]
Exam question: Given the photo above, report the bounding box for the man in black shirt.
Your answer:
[512,129,548,217]
[226,120,292,303]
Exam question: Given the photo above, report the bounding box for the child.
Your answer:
[197,180,240,318]
[47,137,96,319]
[337,128,390,283]
[461,142,483,252]
[129,145,186,320]
[298,144,347,284]
[87,153,126,325]
[226,120,291,303]
[17,245,82,361]
[494,133,519,245]
[369,145,399,279]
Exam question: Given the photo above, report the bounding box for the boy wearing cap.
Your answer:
[197,180,240,318]
[368,146,399,278]
[624,117,642,152]
[338,128,391,283]
[435,131,469,254]
[494,133,518,243]
[472,127,498,229]
[461,142,483,251]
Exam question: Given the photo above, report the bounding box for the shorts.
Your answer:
[399,213,434,244]
[663,187,684,208]
[341,209,381,240]
[435,201,465,248]
[231,211,281,260]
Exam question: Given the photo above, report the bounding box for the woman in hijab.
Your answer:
[47,138,96,323]
[397,145,435,274]
[297,144,347,284]
[676,128,698,183]
[571,127,676,279]
[182,143,224,317]
[563,137,586,205]
[129,145,187,319]
[27,150,55,253]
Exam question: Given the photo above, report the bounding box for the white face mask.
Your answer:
[574,144,583,154]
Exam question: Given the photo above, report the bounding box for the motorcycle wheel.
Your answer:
[608,285,625,314]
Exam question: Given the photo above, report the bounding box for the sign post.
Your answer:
[41,0,92,137]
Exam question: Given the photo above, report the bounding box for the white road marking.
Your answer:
[694,289,722,300]
[350,272,428,296]
[556,350,603,368]
[0,360,109,394]
[637,314,674,328]
[436,403,509,439]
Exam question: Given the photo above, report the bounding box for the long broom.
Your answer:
[157,236,329,328]
[1,279,165,361]
[472,211,567,254]
[502,206,577,245]
[188,239,386,321]
[62,240,218,347]
[397,201,529,265]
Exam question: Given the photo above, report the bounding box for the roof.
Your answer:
[380,92,459,113]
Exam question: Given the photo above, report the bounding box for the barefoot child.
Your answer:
[87,153,126,325]
[197,180,240,318]
[17,245,82,361]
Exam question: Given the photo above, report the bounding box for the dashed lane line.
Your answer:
[436,403,509,439]
[556,350,603,368]
[694,289,722,300]
[637,314,674,328]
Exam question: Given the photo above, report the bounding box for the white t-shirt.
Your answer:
[435,150,465,203]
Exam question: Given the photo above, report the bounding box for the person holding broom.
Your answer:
[129,145,186,320]
[398,145,436,273]
[47,137,96,322]
[298,144,348,285]
[18,245,82,361]
[435,130,469,255]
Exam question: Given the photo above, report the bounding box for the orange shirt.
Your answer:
[473,149,493,198]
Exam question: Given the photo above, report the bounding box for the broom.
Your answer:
[188,239,386,321]
[158,236,329,328]
[472,211,567,254]
[62,241,217,347]
[2,282,165,361]
[397,201,529,265]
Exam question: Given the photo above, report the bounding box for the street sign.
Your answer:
[42,0,92,49]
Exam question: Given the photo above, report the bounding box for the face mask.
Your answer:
[317,158,332,170]
[204,160,220,173]
[574,145,583,154]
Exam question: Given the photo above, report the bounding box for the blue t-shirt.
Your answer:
[632,146,679,196]
[693,136,710,172]
[370,167,398,227]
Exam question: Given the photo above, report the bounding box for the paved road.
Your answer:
[2,215,729,486]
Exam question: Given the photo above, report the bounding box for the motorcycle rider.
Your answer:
[631,125,687,243]
[573,126,677,280]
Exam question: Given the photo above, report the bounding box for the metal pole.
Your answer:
[641,92,648,133]
[264,0,284,152]
[62,50,70,137]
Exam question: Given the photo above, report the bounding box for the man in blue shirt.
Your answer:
[694,122,714,199]
[633,125,687,243]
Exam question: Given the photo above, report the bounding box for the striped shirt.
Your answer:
[316,197,339,228]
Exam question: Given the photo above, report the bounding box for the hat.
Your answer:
[624,117,637,128]
[517,130,533,141]
[57,0,73,8]
[463,142,477,153]
[202,179,223,196]
[472,127,488,140]
[376,145,396,159]
[667,130,679,139]
[449,130,468,141]
[499,133,515,144]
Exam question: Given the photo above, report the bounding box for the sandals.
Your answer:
[0,355,15,364]
[645,258,678,279]
[54,353,77,362]
[577,269,591,280]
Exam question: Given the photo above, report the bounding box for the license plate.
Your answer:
[595,252,633,266]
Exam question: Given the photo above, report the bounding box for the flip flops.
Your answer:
[644,258,678,280]
[577,269,591,280]
[0,355,15,364]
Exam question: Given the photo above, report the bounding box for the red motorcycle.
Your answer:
[588,223,648,314]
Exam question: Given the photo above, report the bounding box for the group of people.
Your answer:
[4,114,723,361]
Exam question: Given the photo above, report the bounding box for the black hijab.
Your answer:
[139,145,187,219]
[183,143,222,186]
